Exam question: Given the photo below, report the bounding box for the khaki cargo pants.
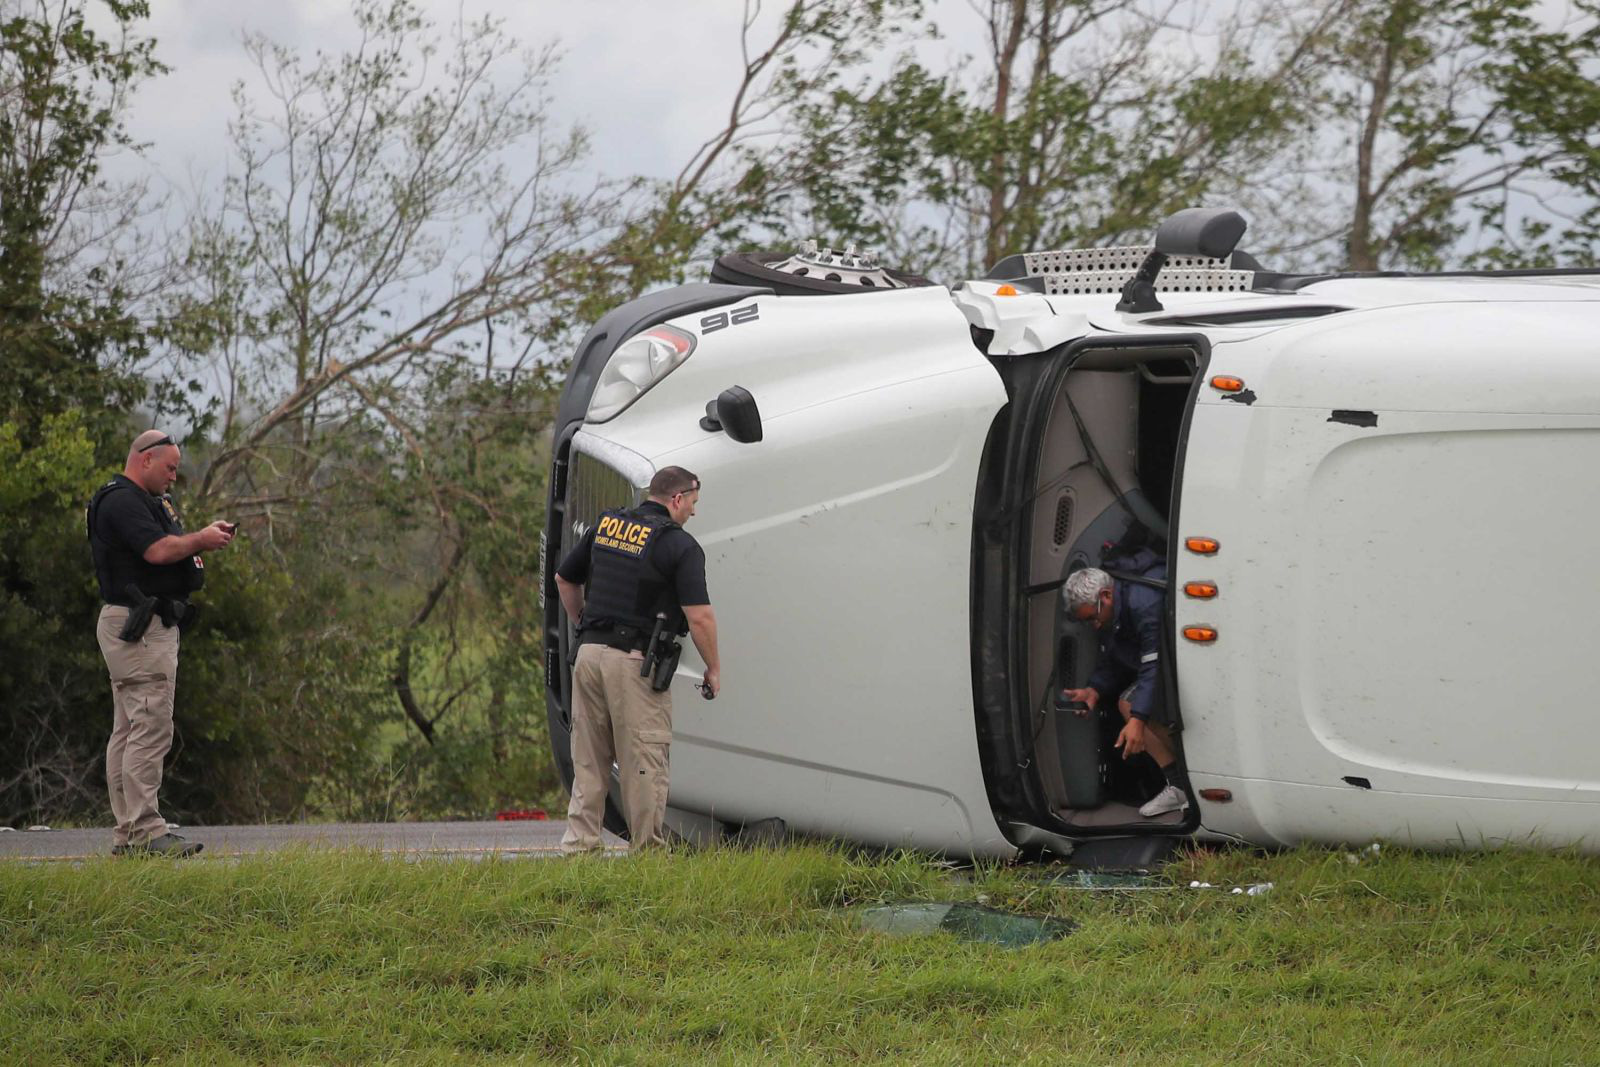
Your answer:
[96,605,179,847]
[561,643,673,853]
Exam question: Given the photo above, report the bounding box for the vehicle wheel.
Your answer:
[711,245,934,296]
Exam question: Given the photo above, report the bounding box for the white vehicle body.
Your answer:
[542,228,1600,858]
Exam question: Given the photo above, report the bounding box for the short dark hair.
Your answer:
[648,466,700,499]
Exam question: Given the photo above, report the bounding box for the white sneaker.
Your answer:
[1138,784,1189,818]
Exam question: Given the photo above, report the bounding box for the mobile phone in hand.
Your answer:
[221,521,238,534]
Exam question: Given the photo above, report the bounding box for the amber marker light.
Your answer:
[995,284,1020,296]
[1185,536,1220,554]
[1210,375,1245,392]
[1183,625,1218,643]
[1184,581,1219,599]
[1199,788,1233,803]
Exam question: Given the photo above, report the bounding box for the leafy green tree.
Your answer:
[1464,0,1600,267]
[0,0,164,825]
[158,538,397,821]
[774,0,1342,279]
[684,0,1600,277]
[163,0,595,815]
[0,414,106,821]
[0,1,382,828]
[371,363,563,815]
[181,0,601,511]
[1276,0,1600,270]
[0,0,160,432]
[568,0,926,308]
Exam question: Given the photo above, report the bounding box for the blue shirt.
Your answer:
[1085,548,1167,721]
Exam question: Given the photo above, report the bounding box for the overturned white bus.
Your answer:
[540,208,1600,860]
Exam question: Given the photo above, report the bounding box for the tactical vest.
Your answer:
[579,505,684,634]
[87,476,205,603]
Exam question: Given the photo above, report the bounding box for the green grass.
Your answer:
[2,844,1597,1064]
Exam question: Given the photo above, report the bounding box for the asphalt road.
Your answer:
[0,820,625,861]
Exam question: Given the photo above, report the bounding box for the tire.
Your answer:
[710,250,934,296]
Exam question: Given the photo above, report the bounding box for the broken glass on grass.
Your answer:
[858,902,1075,947]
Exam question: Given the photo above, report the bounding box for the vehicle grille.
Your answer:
[565,449,640,550]
[546,448,641,707]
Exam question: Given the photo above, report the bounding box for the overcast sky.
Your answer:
[96,1,950,383]
[96,0,1596,275]
[115,1,938,199]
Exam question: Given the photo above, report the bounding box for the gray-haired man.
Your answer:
[1060,549,1188,817]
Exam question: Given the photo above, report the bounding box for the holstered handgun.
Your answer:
[117,584,157,642]
[640,613,683,693]
[117,584,196,640]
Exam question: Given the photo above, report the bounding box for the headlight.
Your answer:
[585,324,697,422]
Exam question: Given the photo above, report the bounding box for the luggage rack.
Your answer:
[987,244,1256,297]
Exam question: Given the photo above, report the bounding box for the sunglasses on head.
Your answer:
[137,436,175,452]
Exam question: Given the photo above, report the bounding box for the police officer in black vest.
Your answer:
[553,466,720,852]
[87,430,235,856]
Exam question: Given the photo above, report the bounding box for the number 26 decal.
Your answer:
[701,303,759,334]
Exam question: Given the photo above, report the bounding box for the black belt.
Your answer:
[578,625,650,653]
[108,592,194,640]
[105,596,188,612]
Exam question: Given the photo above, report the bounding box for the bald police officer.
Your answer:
[87,430,235,857]
[554,466,720,852]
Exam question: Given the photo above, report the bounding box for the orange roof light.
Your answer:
[995,284,1019,296]
[1210,375,1245,392]
[1183,625,1218,643]
[1185,536,1220,555]
[1184,581,1219,599]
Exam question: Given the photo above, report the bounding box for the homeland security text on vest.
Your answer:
[594,515,655,556]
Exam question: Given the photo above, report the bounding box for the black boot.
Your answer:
[126,833,203,858]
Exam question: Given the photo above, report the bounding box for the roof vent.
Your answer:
[711,243,934,295]
[763,240,911,289]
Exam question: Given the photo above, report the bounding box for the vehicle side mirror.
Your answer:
[699,385,764,443]
[1118,207,1249,314]
[1153,208,1247,259]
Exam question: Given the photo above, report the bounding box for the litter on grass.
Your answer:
[1188,880,1275,896]
[1050,870,1166,891]
[1031,871,1274,895]
[858,902,1075,947]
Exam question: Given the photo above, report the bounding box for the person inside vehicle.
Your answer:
[1059,557,1189,818]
